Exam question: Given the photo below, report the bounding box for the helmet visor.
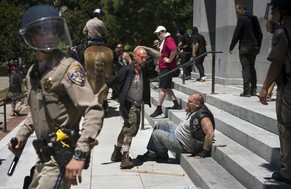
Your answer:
[264,3,273,20]
[20,17,72,51]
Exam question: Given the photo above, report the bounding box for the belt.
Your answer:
[125,97,142,107]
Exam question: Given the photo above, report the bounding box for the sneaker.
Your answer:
[136,151,156,162]
[184,75,191,80]
[201,76,207,81]
[266,93,273,101]
[196,76,207,82]
[10,112,16,116]
[272,172,291,184]
[239,91,251,97]
[136,151,169,162]
[13,110,21,116]
[150,108,163,117]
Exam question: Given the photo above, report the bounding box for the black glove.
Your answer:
[195,149,210,158]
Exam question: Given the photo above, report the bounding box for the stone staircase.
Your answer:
[144,77,290,189]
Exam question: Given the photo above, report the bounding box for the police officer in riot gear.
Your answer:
[259,0,291,184]
[8,5,104,188]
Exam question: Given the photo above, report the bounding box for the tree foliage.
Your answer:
[103,0,192,49]
[0,0,192,65]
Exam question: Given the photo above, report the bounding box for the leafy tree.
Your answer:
[0,0,192,66]
[102,0,193,49]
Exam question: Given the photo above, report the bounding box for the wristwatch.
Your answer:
[73,150,87,161]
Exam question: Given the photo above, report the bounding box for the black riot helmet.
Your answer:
[265,0,291,20]
[20,5,72,51]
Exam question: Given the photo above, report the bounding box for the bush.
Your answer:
[0,65,9,76]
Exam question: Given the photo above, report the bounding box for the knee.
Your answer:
[152,130,162,140]
[154,122,163,130]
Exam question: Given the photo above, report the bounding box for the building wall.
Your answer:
[193,0,272,86]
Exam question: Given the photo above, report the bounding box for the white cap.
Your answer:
[154,26,166,34]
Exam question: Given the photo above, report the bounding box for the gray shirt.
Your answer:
[175,112,197,153]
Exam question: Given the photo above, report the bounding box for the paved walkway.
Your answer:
[0,76,9,90]
[0,98,197,189]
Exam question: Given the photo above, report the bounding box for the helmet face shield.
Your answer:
[264,3,272,20]
[20,17,72,51]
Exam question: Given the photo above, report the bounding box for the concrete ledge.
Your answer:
[172,78,278,134]
[181,154,246,189]
[213,131,289,189]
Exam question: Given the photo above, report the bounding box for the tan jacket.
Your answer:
[16,50,104,154]
[83,17,108,39]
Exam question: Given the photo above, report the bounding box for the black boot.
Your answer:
[150,106,163,117]
[111,145,122,162]
[250,87,257,96]
[170,99,180,109]
[120,152,134,169]
[240,83,251,97]
[240,91,251,97]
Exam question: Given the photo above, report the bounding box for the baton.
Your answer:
[7,137,25,176]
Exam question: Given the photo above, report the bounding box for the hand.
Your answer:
[194,149,210,159]
[257,88,268,105]
[134,46,143,51]
[65,158,85,185]
[8,138,23,157]
[163,57,170,63]
[192,54,197,59]
[229,49,232,54]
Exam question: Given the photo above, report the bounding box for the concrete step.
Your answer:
[212,131,289,189]
[154,87,281,168]
[145,102,245,188]
[146,81,287,189]
[171,78,278,135]
[180,154,246,189]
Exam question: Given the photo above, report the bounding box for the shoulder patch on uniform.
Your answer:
[272,34,281,47]
[67,65,85,86]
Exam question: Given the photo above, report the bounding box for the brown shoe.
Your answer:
[120,152,134,169]
[111,145,122,162]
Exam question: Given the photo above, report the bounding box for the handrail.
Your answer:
[141,51,222,130]
[150,51,222,82]
[0,91,27,132]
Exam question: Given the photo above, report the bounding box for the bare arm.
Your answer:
[123,52,132,65]
[192,42,199,58]
[95,83,109,97]
[194,117,214,159]
[135,46,161,58]
[258,59,284,105]
[164,49,177,63]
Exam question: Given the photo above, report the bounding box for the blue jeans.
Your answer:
[147,121,184,157]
